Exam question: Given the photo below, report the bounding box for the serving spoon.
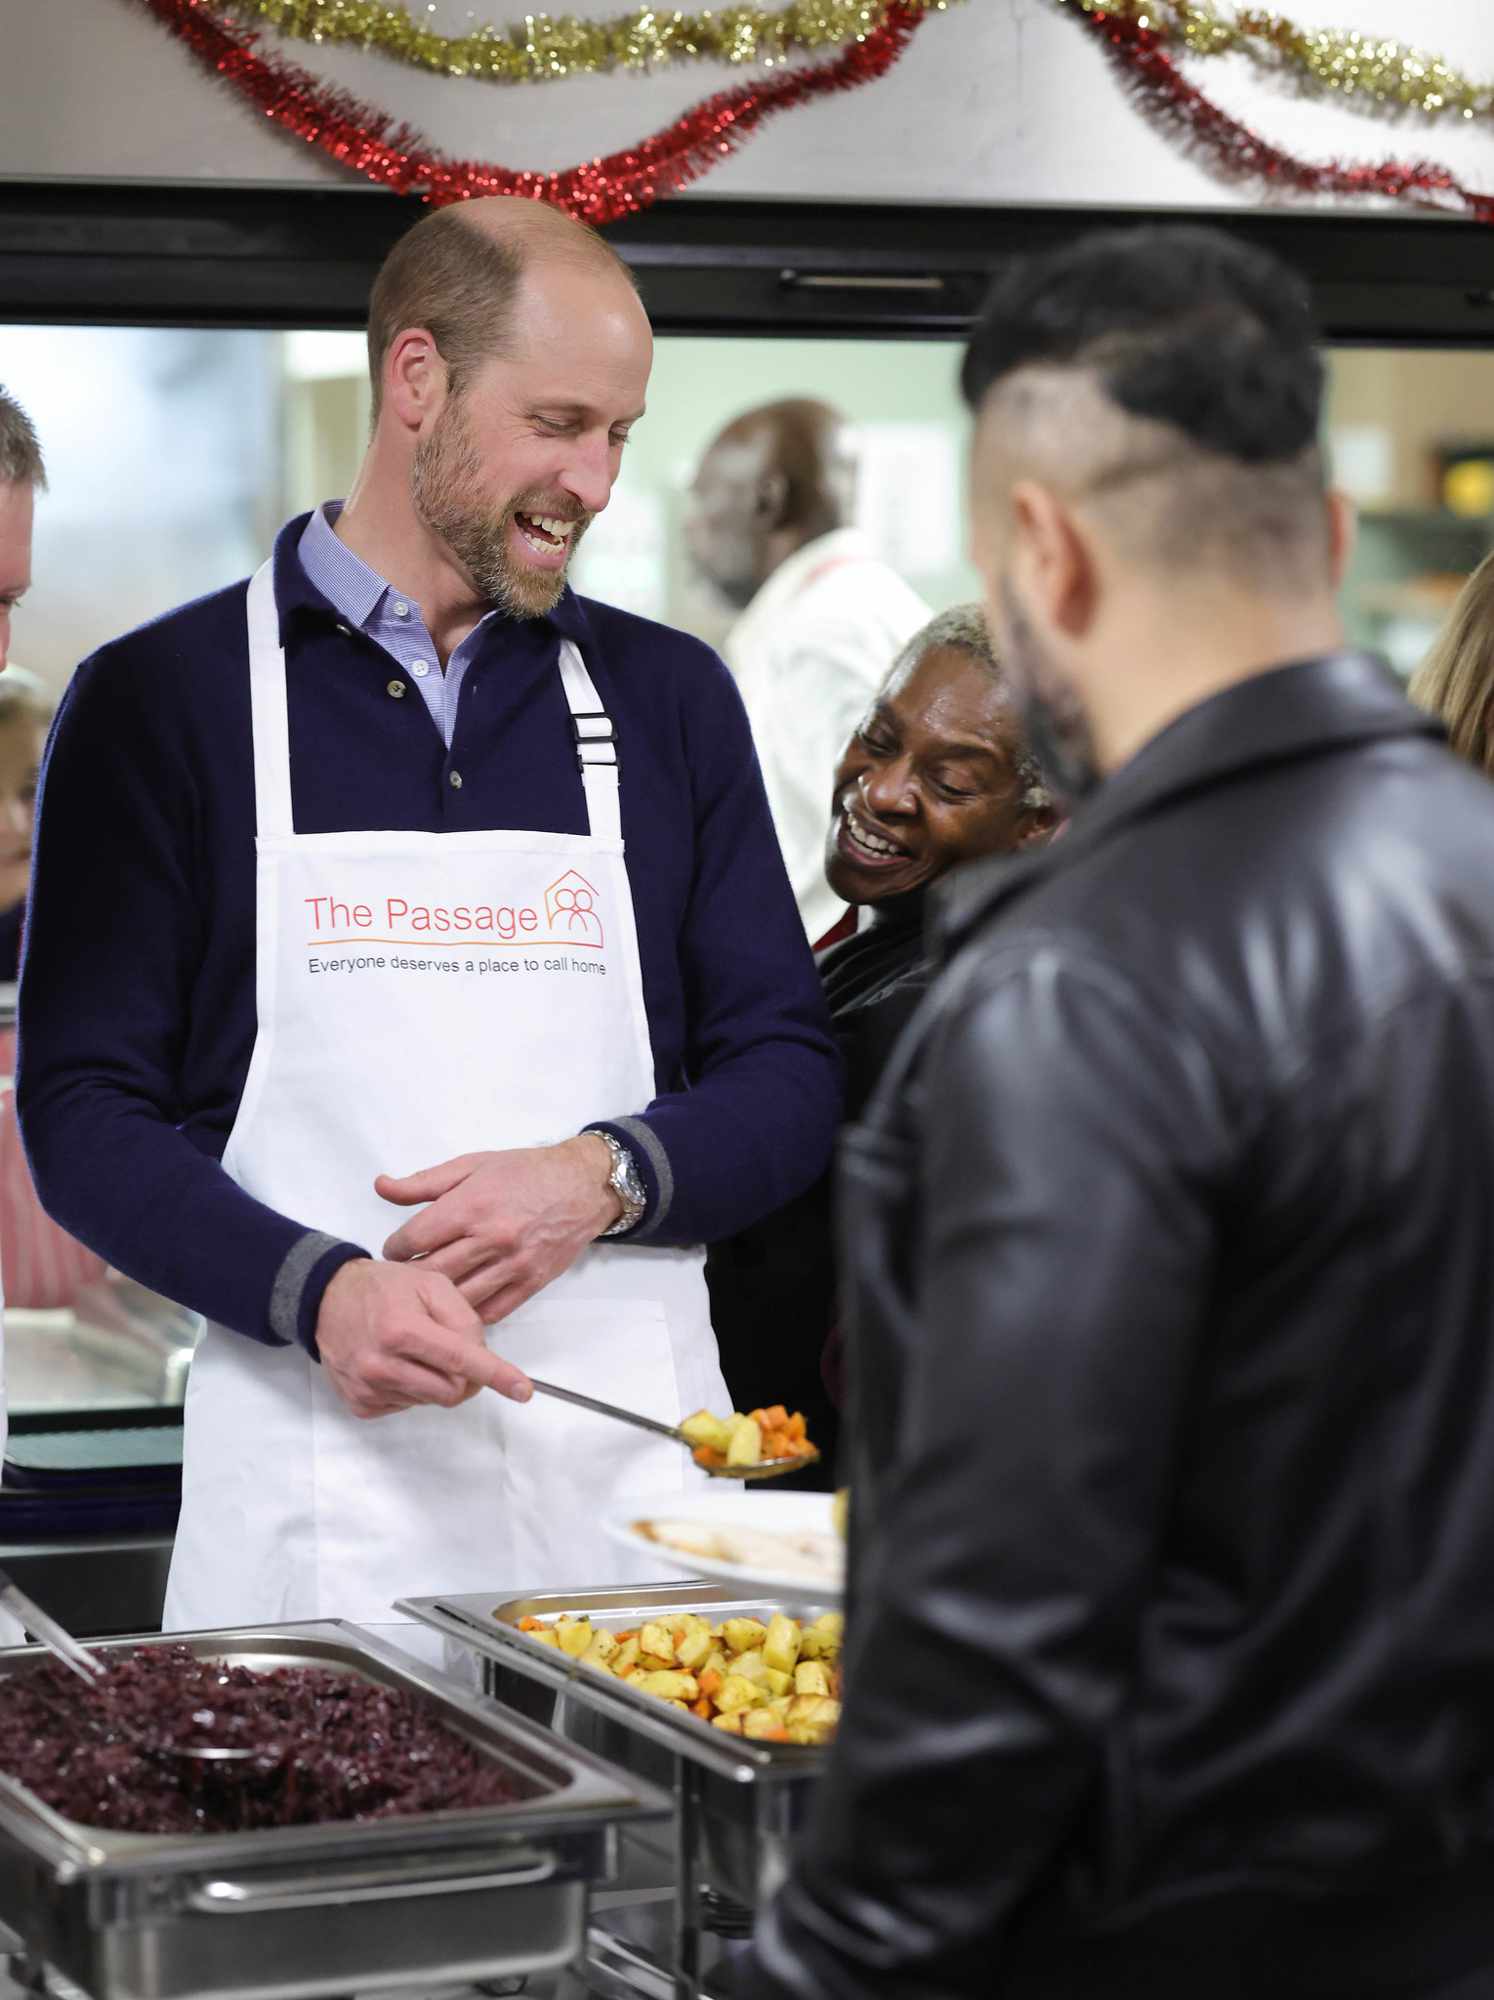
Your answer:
[527,1379,820,1481]
[0,1566,256,1767]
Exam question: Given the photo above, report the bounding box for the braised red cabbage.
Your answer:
[0,1646,533,1833]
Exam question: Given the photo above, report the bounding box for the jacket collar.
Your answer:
[934,652,1444,956]
[266,510,593,652]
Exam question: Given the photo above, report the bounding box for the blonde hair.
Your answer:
[1410,551,1494,778]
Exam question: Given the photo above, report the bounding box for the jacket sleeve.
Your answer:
[16,649,366,1353]
[587,650,843,1246]
[746,942,1232,1999]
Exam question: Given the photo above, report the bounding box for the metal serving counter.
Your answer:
[0,1622,670,2000]
[403,1585,835,2000]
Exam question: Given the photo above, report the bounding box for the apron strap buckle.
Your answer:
[572,712,619,771]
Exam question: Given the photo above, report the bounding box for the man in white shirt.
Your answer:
[685,399,929,946]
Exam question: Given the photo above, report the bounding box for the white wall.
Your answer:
[0,0,1491,214]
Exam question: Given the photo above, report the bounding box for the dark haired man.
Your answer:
[20,197,839,1650]
[743,226,1494,1999]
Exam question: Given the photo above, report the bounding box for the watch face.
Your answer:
[605,1137,645,1216]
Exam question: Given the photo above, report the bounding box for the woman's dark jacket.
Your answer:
[705,897,928,1464]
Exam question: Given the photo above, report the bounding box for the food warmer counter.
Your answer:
[402,1585,836,2000]
[0,1621,669,2000]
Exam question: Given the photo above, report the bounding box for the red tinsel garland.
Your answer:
[131,0,924,221]
[1070,3,1494,225]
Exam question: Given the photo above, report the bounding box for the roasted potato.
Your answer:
[517,1605,843,1741]
[763,1614,802,1674]
[722,1618,770,1656]
[685,1404,817,1471]
[555,1619,593,1658]
[679,1410,734,1455]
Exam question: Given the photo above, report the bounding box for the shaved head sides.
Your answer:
[964,227,1332,594]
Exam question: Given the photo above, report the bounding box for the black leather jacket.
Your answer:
[749,656,1494,1999]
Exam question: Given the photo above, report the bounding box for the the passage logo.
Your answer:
[305,869,605,950]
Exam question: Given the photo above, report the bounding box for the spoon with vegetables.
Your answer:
[526,1382,820,1481]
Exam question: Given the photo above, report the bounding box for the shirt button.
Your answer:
[449,770,463,790]
[387,679,407,699]
[411,660,431,678]
[393,601,410,619]
[335,623,353,638]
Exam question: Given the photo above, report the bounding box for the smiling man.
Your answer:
[19,200,840,1646]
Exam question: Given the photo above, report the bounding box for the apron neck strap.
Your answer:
[245,565,622,844]
[558,640,621,843]
[246,560,295,840]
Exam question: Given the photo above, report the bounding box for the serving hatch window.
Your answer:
[0,325,1491,1425]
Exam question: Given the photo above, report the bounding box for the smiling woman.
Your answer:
[706,604,1055,1479]
[825,604,1052,912]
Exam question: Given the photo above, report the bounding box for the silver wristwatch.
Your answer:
[596,1131,647,1237]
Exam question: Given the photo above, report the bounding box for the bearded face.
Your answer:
[410,392,592,620]
[996,572,1100,812]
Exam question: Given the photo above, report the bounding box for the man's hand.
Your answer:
[314,1259,535,1420]
[376,1135,622,1325]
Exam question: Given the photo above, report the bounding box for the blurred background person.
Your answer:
[706,604,1053,1479]
[0,670,49,982]
[0,388,47,1645]
[685,397,929,946]
[0,387,42,677]
[0,666,109,1309]
[0,404,112,1318]
[1409,548,1494,775]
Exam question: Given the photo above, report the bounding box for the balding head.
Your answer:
[685,398,857,608]
[341,196,652,624]
[367,197,639,421]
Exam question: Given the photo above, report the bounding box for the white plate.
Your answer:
[604,1488,845,1607]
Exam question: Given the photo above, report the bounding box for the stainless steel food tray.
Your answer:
[399,1585,835,1785]
[0,1620,670,2000]
[400,1582,834,1995]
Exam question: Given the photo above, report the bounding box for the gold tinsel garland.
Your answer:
[1075,1,1492,122]
[202,0,949,81]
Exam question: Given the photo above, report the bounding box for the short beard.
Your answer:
[410,399,590,619]
[998,574,1100,811]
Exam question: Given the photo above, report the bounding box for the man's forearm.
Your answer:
[586,1034,842,1247]
[21,1082,367,1349]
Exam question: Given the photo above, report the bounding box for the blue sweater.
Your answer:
[17,515,842,1355]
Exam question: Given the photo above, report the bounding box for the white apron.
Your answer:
[163,563,727,1635]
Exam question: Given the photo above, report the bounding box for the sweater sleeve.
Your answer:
[16,645,367,1351]
[588,651,843,1246]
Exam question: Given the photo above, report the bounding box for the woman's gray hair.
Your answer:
[886,603,1051,814]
